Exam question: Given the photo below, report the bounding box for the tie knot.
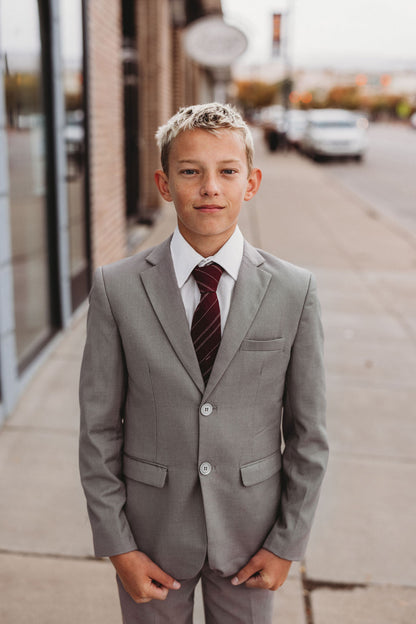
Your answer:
[192,263,223,294]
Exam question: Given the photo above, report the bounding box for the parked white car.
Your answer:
[300,109,368,161]
[285,109,308,148]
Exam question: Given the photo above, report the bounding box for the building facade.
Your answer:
[0,0,222,424]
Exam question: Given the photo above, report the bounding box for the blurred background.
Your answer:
[1,0,415,419]
[0,1,415,623]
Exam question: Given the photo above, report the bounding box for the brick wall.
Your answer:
[171,32,200,110]
[172,28,186,113]
[85,0,223,257]
[137,0,173,218]
[87,0,126,268]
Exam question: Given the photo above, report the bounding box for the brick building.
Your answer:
[0,0,223,422]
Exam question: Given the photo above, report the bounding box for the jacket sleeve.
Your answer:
[263,273,329,560]
[79,267,138,557]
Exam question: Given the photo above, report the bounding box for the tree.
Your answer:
[235,80,279,110]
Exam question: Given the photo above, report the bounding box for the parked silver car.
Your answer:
[300,109,368,161]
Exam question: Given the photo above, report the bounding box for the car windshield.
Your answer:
[311,120,356,129]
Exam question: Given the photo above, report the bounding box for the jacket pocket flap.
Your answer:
[123,455,168,488]
[241,338,285,351]
[240,452,281,487]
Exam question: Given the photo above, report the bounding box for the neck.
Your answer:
[178,226,237,258]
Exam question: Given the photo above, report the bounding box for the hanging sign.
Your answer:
[184,16,248,68]
[272,13,282,57]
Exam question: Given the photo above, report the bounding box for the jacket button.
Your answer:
[199,461,212,476]
[200,403,213,416]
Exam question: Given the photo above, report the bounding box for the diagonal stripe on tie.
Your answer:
[191,298,218,334]
[194,312,221,353]
[191,263,223,385]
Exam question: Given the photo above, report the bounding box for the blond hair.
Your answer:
[155,102,254,175]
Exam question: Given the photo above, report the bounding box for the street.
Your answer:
[0,131,415,623]
[315,122,416,238]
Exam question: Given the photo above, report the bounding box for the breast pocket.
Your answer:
[239,337,289,401]
[240,337,285,352]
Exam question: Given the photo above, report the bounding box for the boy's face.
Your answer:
[154,128,261,256]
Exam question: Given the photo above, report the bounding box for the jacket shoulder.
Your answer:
[256,248,313,288]
[100,249,151,277]
[97,237,170,282]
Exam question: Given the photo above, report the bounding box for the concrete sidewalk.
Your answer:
[1,132,415,623]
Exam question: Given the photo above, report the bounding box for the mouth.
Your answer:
[194,205,224,212]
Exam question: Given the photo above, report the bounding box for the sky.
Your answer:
[2,0,415,73]
[221,0,416,71]
[1,0,83,63]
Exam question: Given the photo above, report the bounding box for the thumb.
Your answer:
[148,560,181,590]
[231,559,259,586]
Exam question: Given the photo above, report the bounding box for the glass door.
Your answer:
[1,0,56,370]
[60,0,90,311]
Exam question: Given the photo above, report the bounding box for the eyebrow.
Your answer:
[177,159,242,165]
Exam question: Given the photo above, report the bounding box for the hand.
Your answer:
[231,548,292,591]
[110,550,181,603]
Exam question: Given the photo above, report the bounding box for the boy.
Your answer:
[79,103,328,623]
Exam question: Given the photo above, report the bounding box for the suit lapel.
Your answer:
[204,241,271,398]
[140,239,205,393]
[140,238,271,398]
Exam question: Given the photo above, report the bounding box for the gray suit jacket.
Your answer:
[79,236,328,580]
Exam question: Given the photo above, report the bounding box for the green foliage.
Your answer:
[235,80,279,110]
[5,72,42,117]
[325,85,361,110]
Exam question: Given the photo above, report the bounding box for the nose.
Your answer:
[200,172,220,197]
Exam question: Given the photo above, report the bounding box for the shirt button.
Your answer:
[200,403,213,416]
[200,462,212,476]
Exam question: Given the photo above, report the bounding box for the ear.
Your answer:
[244,168,262,201]
[154,170,172,202]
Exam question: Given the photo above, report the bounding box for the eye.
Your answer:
[181,169,197,175]
[222,169,237,175]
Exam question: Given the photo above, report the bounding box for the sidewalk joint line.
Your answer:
[303,577,367,593]
[4,425,78,436]
[301,561,315,624]
[0,548,109,564]
[301,561,368,624]
[329,450,416,466]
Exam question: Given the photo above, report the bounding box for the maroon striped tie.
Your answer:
[191,263,224,385]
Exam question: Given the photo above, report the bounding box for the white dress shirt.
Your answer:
[170,226,244,334]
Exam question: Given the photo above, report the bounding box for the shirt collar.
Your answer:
[170,226,244,288]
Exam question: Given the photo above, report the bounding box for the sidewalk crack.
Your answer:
[301,561,368,624]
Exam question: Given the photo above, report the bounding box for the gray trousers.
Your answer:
[116,562,274,624]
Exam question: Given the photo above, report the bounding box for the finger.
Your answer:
[148,561,181,591]
[134,596,152,604]
[143,579,170,602]
[231,561,260,586]
[127,580,168,604]
[244,572,268,589]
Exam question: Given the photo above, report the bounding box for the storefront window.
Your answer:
[60,0,89,310]
[1,1,53,368]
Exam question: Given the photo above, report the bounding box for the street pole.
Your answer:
[283,0,295,110]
